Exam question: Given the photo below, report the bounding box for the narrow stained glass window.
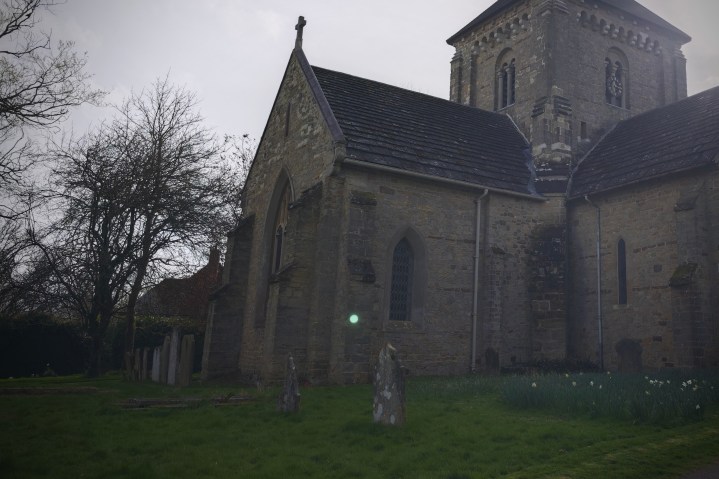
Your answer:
[389,238,414,321]
[271,182,291,273]
[618,239,627,305]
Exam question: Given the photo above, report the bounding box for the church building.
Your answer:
[202,0,719,384]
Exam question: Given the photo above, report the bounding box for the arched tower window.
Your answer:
[496,50,516,110]
[605,49,629,108]
[617,238,628,305]
[389,238,414,321]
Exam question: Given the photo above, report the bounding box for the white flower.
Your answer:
[687,380,693,385]
[682,381,687,388]
[590,381,594,387]
[645,390,650,395]
[666,380,670,384]
[599,384,603,390]
[531,382,537,388]
[572,381,577,387]
[696,404,701,410]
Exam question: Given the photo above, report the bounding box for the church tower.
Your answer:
[447,0,691,193]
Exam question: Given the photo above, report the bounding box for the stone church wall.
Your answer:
[337,168,564,378]
[568,169,719,371]
[207,54,343,383]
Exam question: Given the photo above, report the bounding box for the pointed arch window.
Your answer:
[271,181,291,273]
[389,238,414,321]
[617,239,628,305]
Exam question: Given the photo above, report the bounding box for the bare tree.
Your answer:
[32,77,248,376]
[115,77,246,375]
[30,131,143,375]
[0,0,103,315]
[0,0,103,193]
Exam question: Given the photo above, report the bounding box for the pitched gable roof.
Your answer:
[446,0,690,45]
[570,86,719,199]
[307,63,538,197]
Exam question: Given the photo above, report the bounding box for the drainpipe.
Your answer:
[584,195,604,371]
[471,189,490,372]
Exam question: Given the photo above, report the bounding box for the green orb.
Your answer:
[349,314,359,324]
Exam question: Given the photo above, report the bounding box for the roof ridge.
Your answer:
[310,64,509,121]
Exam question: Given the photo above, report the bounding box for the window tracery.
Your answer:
[496,53,516,110]
[605,49,629,108]
[271,181,291,273]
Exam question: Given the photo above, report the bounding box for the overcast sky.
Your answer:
[39,0,719,143]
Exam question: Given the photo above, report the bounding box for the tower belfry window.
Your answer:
[497,57,516,109]
[604,50,629,108]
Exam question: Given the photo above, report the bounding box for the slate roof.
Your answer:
[446,0,690,45]
[569,85,719,199]
[309,64,537,196]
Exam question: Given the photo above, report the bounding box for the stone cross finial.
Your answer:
[295,16,307,50]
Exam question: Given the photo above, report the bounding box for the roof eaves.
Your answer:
[342,157,546,201]
[446,0,521,45]
[568,162,718,201]
[599,0,691,43]
[294,49,346,145]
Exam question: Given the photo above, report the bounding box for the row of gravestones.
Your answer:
[278,343,406,426]
[129,328,195,387]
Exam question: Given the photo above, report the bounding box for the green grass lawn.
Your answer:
[1,374,718,478]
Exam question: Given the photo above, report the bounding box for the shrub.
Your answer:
[501,371,719,425]
[0,313,90,377]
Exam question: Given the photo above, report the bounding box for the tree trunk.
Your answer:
[85,317,104,378]
[123,291,139,380]
[87,308,112,378]
[123,253,150,381]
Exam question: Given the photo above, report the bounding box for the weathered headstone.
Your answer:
[277,353,301,413]
[159,335,171,384]
[151,346,161,382]
[133,348,141,381]
[167,328,180,385]
[178,335,195,387]
[141,347,150,381]
[373,343,406,426]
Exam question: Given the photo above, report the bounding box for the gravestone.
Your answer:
[141,348,150,381]
[133,348,141,381]
[159,335,171,384]
[373,343,406,426]
[151,346,161,382]
[167,328,180,385]
[178,335,195,387]
[277,353,301,413]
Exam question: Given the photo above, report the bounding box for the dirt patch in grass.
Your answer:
[0,386,101,395]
